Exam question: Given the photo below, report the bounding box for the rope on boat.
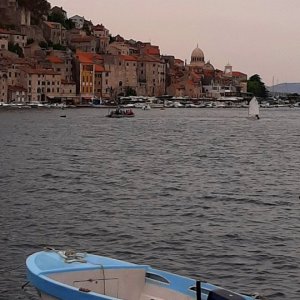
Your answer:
[44,246,87,263]
[44,247,107,295]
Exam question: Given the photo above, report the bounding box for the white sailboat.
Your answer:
[248,97,260,119]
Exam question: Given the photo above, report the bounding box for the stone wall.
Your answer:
[20,25,45,42]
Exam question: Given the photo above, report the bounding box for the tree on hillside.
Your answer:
[18,0,51,25]
[82,20,92,36]
[48,12,65,25]
[8,42,24,57]
[48,12,75,30]
[247,74,268,98]
[109,35,116,44]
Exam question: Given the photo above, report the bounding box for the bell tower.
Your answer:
[224,63,232,76]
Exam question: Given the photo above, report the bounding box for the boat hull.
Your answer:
[106,114,135,118]
[26,250,257,300]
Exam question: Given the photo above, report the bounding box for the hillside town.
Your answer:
[0,0,249,107]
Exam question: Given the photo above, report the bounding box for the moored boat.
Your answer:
[25,249,264,300]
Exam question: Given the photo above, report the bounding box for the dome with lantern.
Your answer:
[190,45,205,67]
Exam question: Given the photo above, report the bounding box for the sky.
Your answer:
[49,0,300,86]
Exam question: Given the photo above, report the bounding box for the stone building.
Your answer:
[74,51,102,101]
[8,30,27,49]
[69,36,97,53]
[0,29,9,50]
[106,42,131,56]
[0,28,27,50]
[92,24,109,54]
[19,68,62,102]
[8,85,27,102]
[137,55,166,96]
[46,50,74,82]
[43,21,66,46]
[69,15,85,29]
[101,54,138,98]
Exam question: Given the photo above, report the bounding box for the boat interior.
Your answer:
[46,266,196,300]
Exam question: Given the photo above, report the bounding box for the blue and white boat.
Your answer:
[26,249,264,300]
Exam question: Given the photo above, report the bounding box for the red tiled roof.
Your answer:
[0,28,10,34]
[47,55,64,64]
[120,55,137,62]
[21,68,60,75]
[145,47,160,56]
[43,21,63,29]
[95,65,105,72]
[232,71,247,77]
[76,51,103,64]
[138,55,162,63]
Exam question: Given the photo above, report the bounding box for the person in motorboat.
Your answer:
[125,108,134,115]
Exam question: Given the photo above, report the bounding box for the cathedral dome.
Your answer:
[191,47,204,59]
[190,45,205,66]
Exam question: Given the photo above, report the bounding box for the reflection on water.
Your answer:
[0,108,299,299]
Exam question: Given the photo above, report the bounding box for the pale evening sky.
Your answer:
[50,0,300,86]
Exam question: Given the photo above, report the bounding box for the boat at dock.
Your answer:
[25,249,264,300]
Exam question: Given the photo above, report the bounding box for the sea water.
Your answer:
[0,107,299,299]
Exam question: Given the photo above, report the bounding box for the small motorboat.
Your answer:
[25,249,264,300]
[107,108,135,118]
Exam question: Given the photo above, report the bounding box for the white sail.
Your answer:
[248,97,260,117]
